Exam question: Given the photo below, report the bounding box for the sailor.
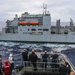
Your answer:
[65,62,71,75]
[59,62,71,75]
[8,53,14,71]
[51,50,59,60]
[0,58,3,75]
[42,50,49,68]
[22,48,28,67]
[29,49,38,70]
[50,50,59,68]
[3,60,12,75]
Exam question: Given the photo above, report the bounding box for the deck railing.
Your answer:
[14,61,61,75]
[63,54,75,73]
[9,53,75,75]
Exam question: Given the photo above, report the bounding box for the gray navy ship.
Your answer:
[0,5,75,44]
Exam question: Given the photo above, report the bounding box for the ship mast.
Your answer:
[43,3,47,15]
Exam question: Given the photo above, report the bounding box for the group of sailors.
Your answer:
[22,49,74,75]
[0,48,75,75]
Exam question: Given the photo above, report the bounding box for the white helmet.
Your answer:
[9,54,13,57]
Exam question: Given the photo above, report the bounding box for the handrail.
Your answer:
[65,55,75,73]
[61,54,75,73]
[14,61,61,75]
[12,53,75,75]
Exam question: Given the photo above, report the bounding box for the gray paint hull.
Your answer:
[0,32,75,44]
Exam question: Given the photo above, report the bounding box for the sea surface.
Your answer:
[0,42,75,68]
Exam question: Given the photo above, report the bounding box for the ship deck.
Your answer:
[13,53,75,75]
[15,66,60,75]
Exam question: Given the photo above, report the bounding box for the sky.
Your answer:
[0,0,75,30]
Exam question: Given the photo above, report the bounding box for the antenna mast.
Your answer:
[43,3,47,15]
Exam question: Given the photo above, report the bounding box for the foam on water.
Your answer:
[0,42,75,67]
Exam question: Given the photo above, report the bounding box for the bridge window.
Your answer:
[28,29,30,31]
[43,29,49,31]
[20,29,22,31]
[31,29,36,31]
[38,29,42,31]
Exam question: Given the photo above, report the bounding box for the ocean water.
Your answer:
[0,42,75,67]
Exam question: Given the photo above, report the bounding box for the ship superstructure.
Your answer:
[0,5,75,43]
[0,11,52,42]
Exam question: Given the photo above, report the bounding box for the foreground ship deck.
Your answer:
[13,53,75,75]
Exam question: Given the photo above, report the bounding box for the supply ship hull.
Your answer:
[0,32,75,44]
